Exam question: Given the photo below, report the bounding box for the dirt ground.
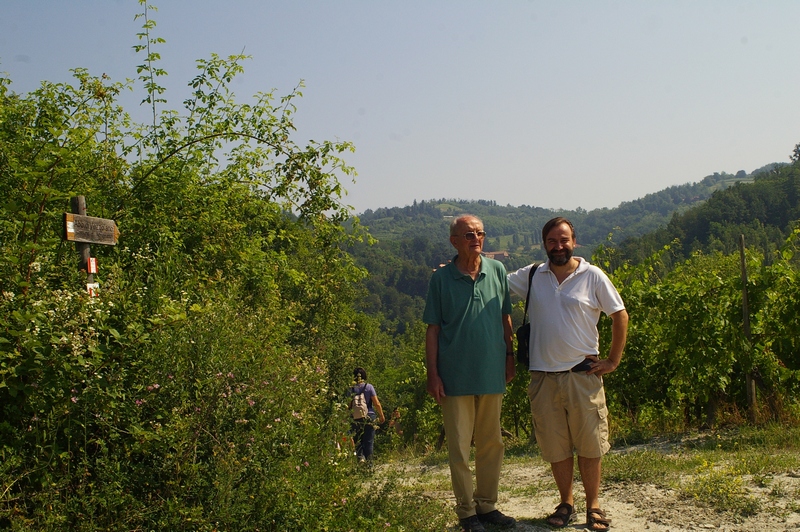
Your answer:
[492,460,800,532]
[395,446,800,532]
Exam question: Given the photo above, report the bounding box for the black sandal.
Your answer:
[546,502,577,528]
[586,508,611,531]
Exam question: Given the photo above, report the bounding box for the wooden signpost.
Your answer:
[63,196,119,295]
[64,213,119,245]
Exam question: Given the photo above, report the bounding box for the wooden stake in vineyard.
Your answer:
[739,234,757,423]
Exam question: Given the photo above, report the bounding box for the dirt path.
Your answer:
[493,460,800,532]
[395,452,800,531]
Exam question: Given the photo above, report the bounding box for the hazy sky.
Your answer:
[2,1,799,215]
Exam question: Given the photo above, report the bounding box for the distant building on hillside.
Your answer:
[482,251,509,261]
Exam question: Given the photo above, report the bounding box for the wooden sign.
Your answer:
[64,213,119,245]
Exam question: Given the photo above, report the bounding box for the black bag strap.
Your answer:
[522,263,539,325]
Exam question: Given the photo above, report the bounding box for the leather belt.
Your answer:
[541,358,594,374]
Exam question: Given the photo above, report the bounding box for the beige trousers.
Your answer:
[441,393,505,519]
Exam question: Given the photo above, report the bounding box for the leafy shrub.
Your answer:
[0,4,447,529]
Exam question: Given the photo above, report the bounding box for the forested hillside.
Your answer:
[616,161,800,266]
[357,169,761,245]
[348,168,766,333]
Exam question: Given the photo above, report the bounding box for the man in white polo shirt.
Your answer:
[507,217,628,532]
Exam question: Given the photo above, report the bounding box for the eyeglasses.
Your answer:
[457,231,486,241]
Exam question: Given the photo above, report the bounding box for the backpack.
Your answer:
[351,384,369,420]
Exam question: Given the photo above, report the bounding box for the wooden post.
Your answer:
[739,234,757,422]
[64,196,118,295]
[70,196,94,286]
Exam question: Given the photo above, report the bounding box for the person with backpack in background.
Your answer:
[349,367,385,462]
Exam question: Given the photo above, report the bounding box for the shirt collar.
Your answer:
[448,254,484,279]
[543,256,589,273]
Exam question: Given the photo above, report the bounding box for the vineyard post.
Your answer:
[739,234,757,422]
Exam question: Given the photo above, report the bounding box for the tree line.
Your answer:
[347,168,775,334]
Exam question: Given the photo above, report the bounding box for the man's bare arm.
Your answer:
[590,309,628,377]
[425,324,446,403]
[503,313,516,382]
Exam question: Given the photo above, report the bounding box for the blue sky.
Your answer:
[2,1,799,215]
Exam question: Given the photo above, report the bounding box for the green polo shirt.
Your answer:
[423,255,512,396]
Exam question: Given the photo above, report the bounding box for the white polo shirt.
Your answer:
[508,258,625,372]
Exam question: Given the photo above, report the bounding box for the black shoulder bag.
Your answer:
[515,263,539,366]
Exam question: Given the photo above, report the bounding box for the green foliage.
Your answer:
[0,4,448,529]
[370,322,443,452]
[603,449,692,483]
[502,361,532,440]
[358,171,753,252]
[600,228,800,433]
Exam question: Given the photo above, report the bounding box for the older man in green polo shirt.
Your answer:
[423,214,517,532]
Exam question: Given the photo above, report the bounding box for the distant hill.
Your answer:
[355,168,767,267]
[348,165,791,333]
[616,161,800,265]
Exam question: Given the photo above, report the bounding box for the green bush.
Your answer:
[0,4,447,529]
